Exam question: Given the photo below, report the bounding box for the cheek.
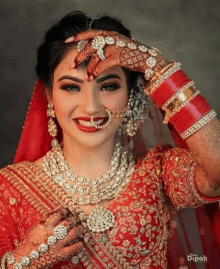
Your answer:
[52,91,78,118]
[102,89,128,110]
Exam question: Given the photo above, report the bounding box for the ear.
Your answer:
[45,89,52,103]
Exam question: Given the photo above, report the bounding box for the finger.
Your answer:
[58,219,76,231]
[65,241,84,259]
[66,30,118,43]
[74,43,95,69]
[46,207,72,227]
[63,225,85,247]
[66,215,81,226]
[87,54,102,76]
[92,57,118,77]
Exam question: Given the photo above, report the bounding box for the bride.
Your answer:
[0,11,220,269]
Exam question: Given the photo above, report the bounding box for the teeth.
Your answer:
[78,119,104,127]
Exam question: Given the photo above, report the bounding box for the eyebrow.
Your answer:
[96,74,121,83]
[58,75,84,83]
[58,74,121,84]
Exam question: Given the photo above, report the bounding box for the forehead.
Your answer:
[54,48,126,80]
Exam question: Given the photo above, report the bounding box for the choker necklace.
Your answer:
[42,141,135,233]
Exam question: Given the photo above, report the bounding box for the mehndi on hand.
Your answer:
[6,206,84,269]
[65,29,170,81]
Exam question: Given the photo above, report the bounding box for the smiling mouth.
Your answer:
[77,119,105,127]
[74,117,109,128]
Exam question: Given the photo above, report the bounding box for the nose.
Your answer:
[80,88,103,116]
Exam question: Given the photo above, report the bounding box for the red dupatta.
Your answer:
[13,79,220,268]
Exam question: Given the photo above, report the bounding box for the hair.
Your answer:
[35,11,141,94]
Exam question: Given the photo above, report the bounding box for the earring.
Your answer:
[118,77,153,137]
[47,101,59,148]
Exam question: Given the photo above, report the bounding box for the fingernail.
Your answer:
[65,36,75,43]
[89,75,94,81]
[69,63,76,70]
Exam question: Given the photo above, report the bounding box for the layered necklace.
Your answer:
[42,140,135,233]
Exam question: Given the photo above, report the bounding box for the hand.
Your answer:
[7,206,84,269]
[65,30,169,80]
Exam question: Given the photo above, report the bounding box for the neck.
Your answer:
[62,136,116,179]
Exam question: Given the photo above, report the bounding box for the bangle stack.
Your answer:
[4,225,70,269]
[145,62,217,140]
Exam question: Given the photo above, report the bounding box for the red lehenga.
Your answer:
[0,80,220,269]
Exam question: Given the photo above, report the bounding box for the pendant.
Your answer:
[86,205,115,233]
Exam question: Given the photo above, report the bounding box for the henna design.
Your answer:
[195,161,220,196]
[30,243,83,269]
[119,47,148,72]
[211,121,220,148]
[10,206,84,268]
[70,29,169,78]
[75,44,95,68]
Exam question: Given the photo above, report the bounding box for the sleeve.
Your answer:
[158,144,220,211]
[0,172,21,257]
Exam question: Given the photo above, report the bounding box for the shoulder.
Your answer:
[135,143,173,169]
[136,143,193,167]
[0,161,37,178]
[0,161,40,193]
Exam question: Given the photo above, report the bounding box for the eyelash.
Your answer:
[60,84,120,92]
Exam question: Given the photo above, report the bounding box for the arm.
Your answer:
[186,117,220,197]
[65,29,220,198]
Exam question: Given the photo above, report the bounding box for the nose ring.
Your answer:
[90,109,112,129]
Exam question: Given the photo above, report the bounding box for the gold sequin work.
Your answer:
[0,144,219,268]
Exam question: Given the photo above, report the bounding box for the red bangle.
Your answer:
[148,67,217,139]
[150,70,192,107]
[169,94,212,133]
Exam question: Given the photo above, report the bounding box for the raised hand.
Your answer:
[65,30,169,80]
[6,206,84,268]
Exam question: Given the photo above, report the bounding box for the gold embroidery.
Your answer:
[0,167,49,215]
[9,197,17,205]
[14,239,19,247]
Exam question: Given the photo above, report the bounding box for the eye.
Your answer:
[101,83,120,92]
[60,84,80,92]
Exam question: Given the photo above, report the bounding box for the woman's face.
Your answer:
[51,48,129,149]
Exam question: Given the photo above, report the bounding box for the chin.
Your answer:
[75,134,116,149]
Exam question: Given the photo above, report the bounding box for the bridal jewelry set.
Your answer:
[45,72,147,234]
[42,140,135,233]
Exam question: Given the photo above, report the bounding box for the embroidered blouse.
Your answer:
[0,144,219,268]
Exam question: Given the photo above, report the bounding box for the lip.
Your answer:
[73,118,108,133]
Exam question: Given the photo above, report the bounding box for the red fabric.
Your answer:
[1,145,220,268]
[1,79,218,268]
[13,80,51,163]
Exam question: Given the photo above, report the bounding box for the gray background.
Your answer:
[0,0,219,168]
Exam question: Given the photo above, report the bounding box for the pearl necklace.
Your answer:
[42,141,135,233]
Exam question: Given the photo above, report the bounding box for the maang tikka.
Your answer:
[47,101,59,148]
